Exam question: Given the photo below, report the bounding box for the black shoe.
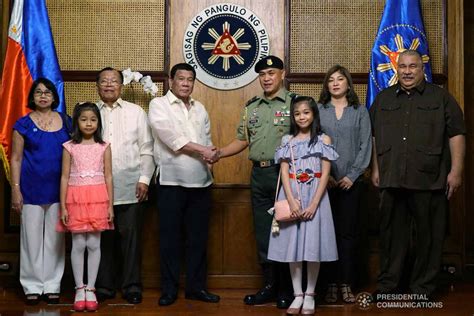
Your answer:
[185,290,220,303]
[96,291,115,302]
[25,294,40,305]
[124,292,142,304]
[158,294,177,306]
[244,284,276,305]
[243,294,256,304]
[276,297,292,309]
[44,293,60,304]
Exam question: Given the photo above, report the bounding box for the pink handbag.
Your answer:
[274,139,301,222]
[274,199,293,222]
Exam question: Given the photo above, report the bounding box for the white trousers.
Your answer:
[20,203,65,295]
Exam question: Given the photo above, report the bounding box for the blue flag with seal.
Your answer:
[366,0,432,108]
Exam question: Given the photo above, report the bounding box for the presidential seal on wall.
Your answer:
[183,3,270,90]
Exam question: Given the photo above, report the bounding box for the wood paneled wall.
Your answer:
[170,0,285,185]
[463,0,474,265]
[0,0,469,290]
[443,0,465,271]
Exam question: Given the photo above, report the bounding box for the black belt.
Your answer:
[252,159,277,168]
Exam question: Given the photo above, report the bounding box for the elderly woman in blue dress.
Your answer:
[10,78,71,305]
[318,65,372,303]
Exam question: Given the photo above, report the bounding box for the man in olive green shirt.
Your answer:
[218,56,294,309]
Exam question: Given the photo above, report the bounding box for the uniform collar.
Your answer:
[97,98,124,109]
[395,80,426,96]
[259,88,288,104]
[166,90,195,106]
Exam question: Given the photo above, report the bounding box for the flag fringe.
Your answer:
[0,144,11,184]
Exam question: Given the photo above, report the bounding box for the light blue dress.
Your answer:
[267,134,339,262]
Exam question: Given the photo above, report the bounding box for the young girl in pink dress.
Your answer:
[58,102,114,312]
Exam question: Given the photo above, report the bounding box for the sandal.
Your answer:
[324,283,338,303]
[340,284,355,303]
[45,293,60,304]
[25,293,40,305]
[286,293,304,315]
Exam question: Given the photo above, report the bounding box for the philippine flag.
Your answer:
[0,0,64,182]
[366,0,432,109]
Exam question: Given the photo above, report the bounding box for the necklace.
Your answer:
[32,112,54,131]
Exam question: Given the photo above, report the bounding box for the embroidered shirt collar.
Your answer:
[167,90,195,107]
[97,98,124,109]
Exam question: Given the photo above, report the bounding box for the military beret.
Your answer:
[254,55,284,73]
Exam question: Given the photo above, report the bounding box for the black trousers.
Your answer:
[326,179,363,285]
[96,203,144,296]
[377,188,447,295]
[157,183,211,296]
[251,165,292,298]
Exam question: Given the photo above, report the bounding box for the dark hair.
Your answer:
[96,67,124,84]
[71,102,105,144]
[290,96,322,146]
[318,65,360,107]
[27,78,60,110]
[170,63,196,80]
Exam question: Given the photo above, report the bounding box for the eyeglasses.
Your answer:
[34,90,53,97]
[98,80,121,87]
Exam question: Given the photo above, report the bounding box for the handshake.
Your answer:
[200,145,221,164]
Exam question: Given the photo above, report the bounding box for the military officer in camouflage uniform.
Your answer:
[218,56,294,309]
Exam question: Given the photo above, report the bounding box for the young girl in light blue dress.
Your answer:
[268,96,339,315]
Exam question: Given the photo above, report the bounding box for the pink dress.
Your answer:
[57,141,114,233]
